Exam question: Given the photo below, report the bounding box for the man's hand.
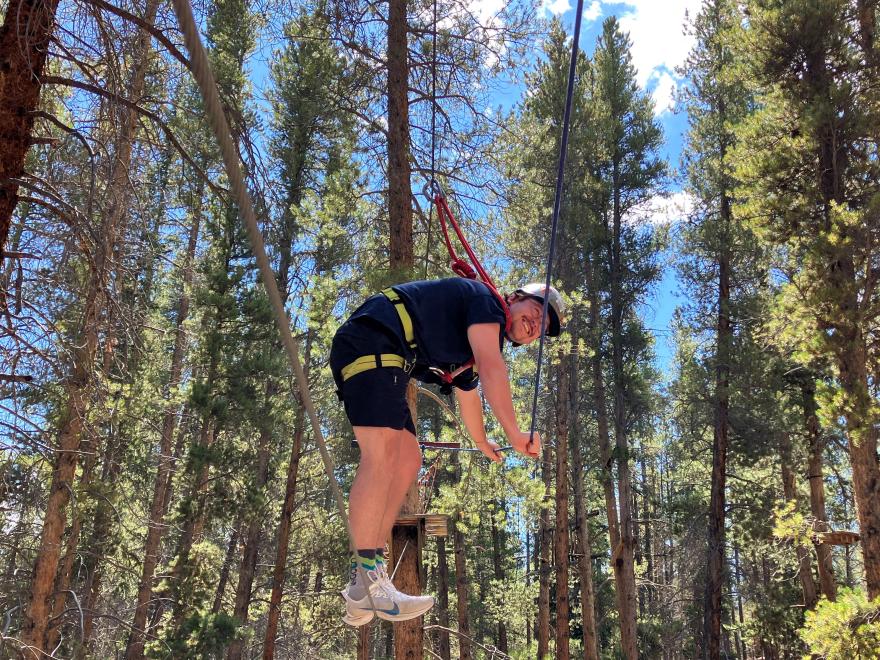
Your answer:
[475,438,503,463]
[455,388,503,464]
[508,430,541,459]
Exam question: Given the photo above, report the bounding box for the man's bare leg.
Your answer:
[374,429,422,549]
[349,426,401,550]
[344,426,433,623]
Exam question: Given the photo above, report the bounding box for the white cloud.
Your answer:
[470,0,505,24]
[584,1,602,22]
[543,0,572,17]
[614,0,702,87]
[629,191,695,227]
[649,70,677,115]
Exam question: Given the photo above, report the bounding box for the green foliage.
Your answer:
[151,542,233,657]
[150,611,238,659]
[772,499,809,544]
[800,589,880,660]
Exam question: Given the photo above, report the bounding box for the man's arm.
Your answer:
[454,387,502,463]
[466,323,540,458]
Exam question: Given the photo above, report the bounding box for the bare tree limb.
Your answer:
[40,75,225,199]
[84,0,192,72]
[0,374,33,383]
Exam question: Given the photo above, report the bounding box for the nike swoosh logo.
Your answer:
[379,605,400,615]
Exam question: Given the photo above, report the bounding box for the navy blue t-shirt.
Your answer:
[347,278,506,390]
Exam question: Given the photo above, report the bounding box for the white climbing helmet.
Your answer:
[515,283,565,336]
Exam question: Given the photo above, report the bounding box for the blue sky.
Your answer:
[537,0,699,373]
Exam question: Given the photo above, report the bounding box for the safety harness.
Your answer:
[339,183,511,387]
[339,287,477,386]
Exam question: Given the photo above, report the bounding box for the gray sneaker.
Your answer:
[340,567,434,625]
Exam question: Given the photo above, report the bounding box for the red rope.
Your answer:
[430,184,512,335]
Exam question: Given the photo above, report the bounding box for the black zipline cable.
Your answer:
[527,0,585,448]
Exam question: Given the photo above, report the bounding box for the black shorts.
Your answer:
[329,320,416,435]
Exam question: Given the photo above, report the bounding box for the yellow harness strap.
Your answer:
[339,289,417,382]
[341,354,408,381]
[381,288,417,349]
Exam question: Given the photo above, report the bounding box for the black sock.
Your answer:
[357,548,376,561]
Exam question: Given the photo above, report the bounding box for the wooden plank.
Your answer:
[394,514,449,538]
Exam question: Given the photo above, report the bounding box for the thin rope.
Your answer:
[168,0,378,618]
[423,0,438,280]
[527,0,585,446]
[423,625,512,659]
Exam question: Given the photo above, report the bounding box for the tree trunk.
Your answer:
[703,201,731,660]
[357,627,371,660]
[857,0,877,66]
[231,116,305,656]
[838,338,880,598]
[453,513,471,660]
[608,179,638,660]
[19,0,157,644]
[633,456,643,617]
[554,361,571,660]
[641,451,654,613]
[779,432,818,608]
[390,382,423,658]
[19,145,102,660]
[807,42,880,599]
[79,427,126,649]
[227,424,272,660]
[537,437,552,660]
[733,545,746,660]
[391,520,422,656]
[802,378,836,601]
[571,411,599,660]
[585,253,632,654]
[263,405,306,660]
[490,506,508,655]
[386,1,420,654]
[387,0,413,274]
[125,196,201,660]
[436,536,452,660]
[759,556,779,660]
[0,0,62,267]
[168,413,217,629]
[213,522,241,614]
[526,530,533,649]
[43,441,97,653]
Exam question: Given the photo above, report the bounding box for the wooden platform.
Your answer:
[812,530,860,546]
[395,513,449,538]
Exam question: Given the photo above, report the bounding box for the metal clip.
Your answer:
[423,179,444,203]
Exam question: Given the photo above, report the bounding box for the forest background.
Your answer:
[1,0,879,658]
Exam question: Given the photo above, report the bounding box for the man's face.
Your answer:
[507,296,549,345]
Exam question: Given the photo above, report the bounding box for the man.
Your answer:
[330,278,564,625]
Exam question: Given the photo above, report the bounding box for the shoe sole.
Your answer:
[375,600,434,622]
[342,611,374,627]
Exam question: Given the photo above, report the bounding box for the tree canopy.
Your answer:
[1,0,879,658]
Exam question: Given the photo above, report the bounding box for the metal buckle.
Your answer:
[403,358,415,375]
